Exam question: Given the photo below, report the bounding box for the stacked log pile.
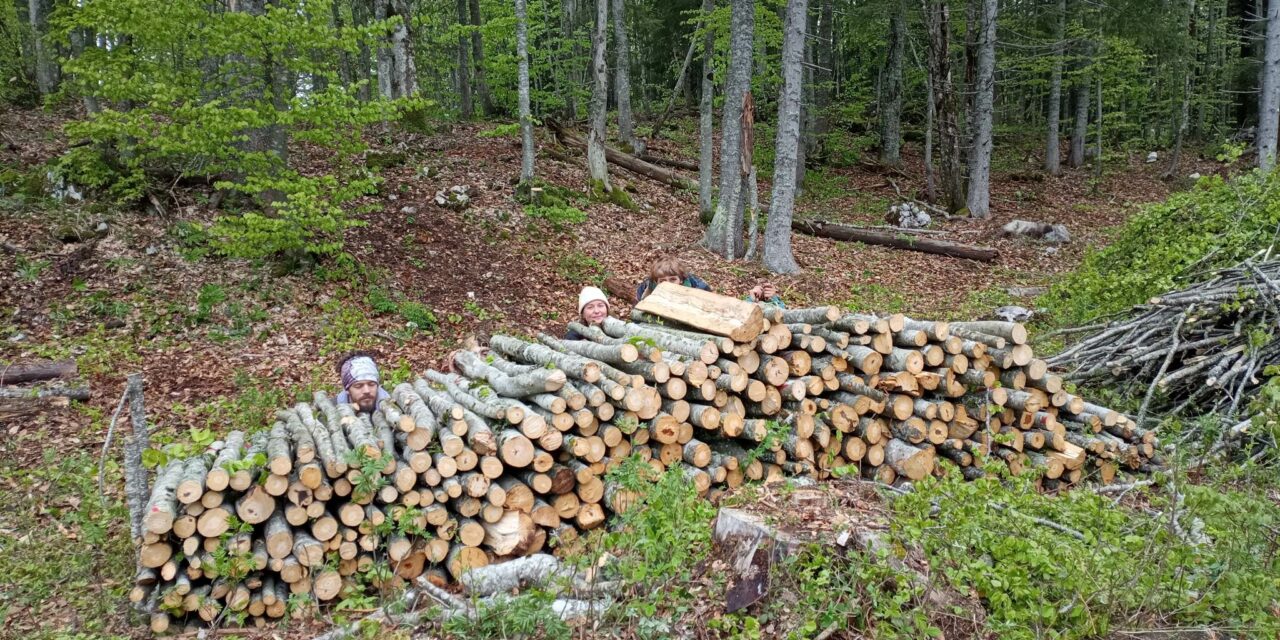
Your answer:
[131,283,1157,633]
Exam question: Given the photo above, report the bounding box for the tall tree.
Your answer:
[455,0,473,117]
[588,0,611,192]
[814,0,833,145]
[698,0,715,221]
[704,0,754,257]
[612,0,640,152]
[1045,0,1066,175]
[373,0,417,99]
[469,0,494,117]
[966,0,998,218]
[1069,66,1089,167]
[880,0,906,167]
[765,0,807,275]
[1260,0,1280,170]
[28,0,59,96]
[923,0,965,213]
[516,0,535,184]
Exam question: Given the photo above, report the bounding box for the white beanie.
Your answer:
[577,286,609,315]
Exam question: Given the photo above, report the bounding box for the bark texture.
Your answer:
[704,0,755,257]
[965,0,998,218]
[764,0,807,275]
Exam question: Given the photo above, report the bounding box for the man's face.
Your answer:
[348,380,379,412]
[581,300,608,325]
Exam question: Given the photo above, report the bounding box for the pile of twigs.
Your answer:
[1046,258,1280,445]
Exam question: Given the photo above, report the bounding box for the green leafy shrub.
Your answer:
[892,467,1280,639]
[1042,169,1280,325]
[53,0,418,262]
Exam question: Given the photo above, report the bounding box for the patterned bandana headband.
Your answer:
[341,356,380,390]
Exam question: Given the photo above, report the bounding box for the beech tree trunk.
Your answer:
[965,0,997,218]
[588,0,611,191]
[924,0,965,213]
[456,0,473,117]
[28,0,59,96]
[815,0,834,142]
[652,28,699,140]
[469,0,494,117]
[1261,0,1280,170]
[698,0,715,221]
[516,0,535,183]
[612,0,640,153]
[374,0,393,98]
[880,0,906,168]
[764,0,807,275]
[704,0,755,258]
[1045,0,1065,175]
[1069,65,1089,167]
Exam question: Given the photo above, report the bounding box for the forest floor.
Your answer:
[0,107,1228,638]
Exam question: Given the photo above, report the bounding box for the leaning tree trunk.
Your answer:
[456,0,473,117]
[1261,0,1280,170]
[698,0,715,222]
[469,0,495,117]
[924,0,964,213]
[1045,0,1066,175]
[764,0,807,275]
[965,0,997,218]
[880,0,906,168]
[704,0,755,257]
[516,0,535,184]
[28,0,60,96]
[588,0,611,192]
[612,0,640,154]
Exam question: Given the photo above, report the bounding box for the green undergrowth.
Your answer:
[1041,167,1280,326]
[892,466,1280,639]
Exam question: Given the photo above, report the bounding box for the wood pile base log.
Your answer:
[793,220,999,262]
[129,291,1154,632]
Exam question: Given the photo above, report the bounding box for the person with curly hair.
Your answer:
[335,350,390,414]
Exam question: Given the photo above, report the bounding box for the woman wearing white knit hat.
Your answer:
[565,286,610,340]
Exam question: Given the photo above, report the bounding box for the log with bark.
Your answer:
[792,219,998,262]
[544,118,696,190]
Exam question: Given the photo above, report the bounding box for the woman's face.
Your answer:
[582,300,609,324]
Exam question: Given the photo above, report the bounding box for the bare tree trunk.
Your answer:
[923,0,965,213]
[28,0,59,96]
[516,0,535,183]
[651,26,698,139]
[797,4,813,196]
[1069,80,1088,168]
[68,28,100,114]
[698,0,715,222]
[925,75,936,200]
[612,0,640,153]
[1261,0,1280,170]
[1094,75,1103,182]
[374,0,394,98]
[704,0,754,257]
[1164,71,1192,179]
[965,0,997,218]
[880,0,906,167]
[560,0,580,119]
[456,0,473,117]
[354,0,373,102]
[333,0,354,89]
[588,0,611,192]
[470,0,494,117]
[815,0,833,144]
[764,0,807,275]
[390,0,417,97]
[1045,0,1066,175]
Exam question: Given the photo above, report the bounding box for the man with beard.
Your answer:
[336,351,390,414]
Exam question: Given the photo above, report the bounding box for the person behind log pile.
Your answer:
[565,286,611,341]
[635,256,785,307]
[335,351,390,413]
